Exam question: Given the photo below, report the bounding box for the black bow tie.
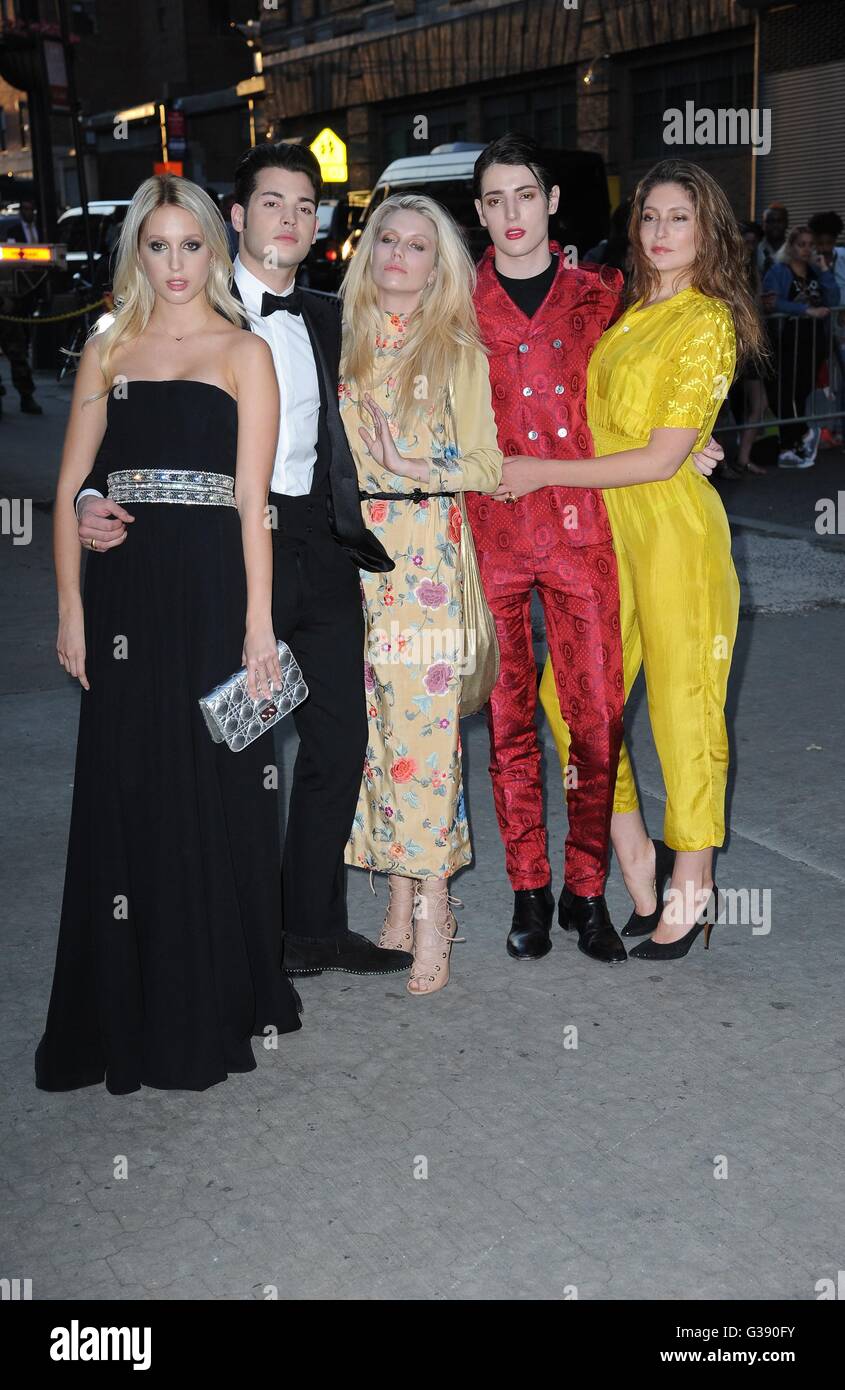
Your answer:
[260,287,303,317]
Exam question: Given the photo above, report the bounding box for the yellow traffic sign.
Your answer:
[310,127,347,183]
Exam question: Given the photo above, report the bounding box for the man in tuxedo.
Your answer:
[75,145,413,979]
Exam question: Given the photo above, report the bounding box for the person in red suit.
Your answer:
[466,134,721,966]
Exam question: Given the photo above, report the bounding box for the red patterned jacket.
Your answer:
[471,242,623,546]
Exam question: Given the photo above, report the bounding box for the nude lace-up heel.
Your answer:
[375,872,418,952]
[407,879,464,996]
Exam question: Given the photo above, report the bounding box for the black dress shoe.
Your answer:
[20,395,43,415]
[507,885,554,960]
[621,839,676,936]
[558,888,627,964]
[284,930,413,977]
[629,887,721,960]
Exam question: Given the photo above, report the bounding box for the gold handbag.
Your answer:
[457,491,500,717]
[444,380,500,718]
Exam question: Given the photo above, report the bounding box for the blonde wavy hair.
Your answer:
[92,174,244,390]
[628,159,769,371]
[776,224,812,263]
[339,193,484,432]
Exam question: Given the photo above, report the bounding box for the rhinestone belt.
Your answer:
[107,469,237,506]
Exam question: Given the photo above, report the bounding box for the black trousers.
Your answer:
[270,490,367,942]
[0,311,35,399]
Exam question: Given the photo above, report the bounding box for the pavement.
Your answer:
[2,373,844,1301]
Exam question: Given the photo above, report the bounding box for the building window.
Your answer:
[630,49,754,161]
[207,0,231,33]
[70,1,98,36]
[481,78,577,147]
[381,102,468,165]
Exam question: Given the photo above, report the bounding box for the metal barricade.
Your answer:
[715,305,845,435]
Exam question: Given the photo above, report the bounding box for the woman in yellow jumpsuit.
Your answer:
[495,160,768,960]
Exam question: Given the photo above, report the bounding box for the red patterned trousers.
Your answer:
[467,491,624,896]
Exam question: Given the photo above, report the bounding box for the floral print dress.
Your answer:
[339,311,502,878]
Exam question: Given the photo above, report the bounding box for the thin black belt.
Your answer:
[359,488,456,502]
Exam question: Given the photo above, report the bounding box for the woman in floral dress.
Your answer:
[338,194,502,994]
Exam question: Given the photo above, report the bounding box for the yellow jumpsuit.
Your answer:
[539,288,739,850]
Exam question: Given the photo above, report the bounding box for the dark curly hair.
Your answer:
[808,210,844,240]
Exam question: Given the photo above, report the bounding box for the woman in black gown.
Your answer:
[36,174,301,1095]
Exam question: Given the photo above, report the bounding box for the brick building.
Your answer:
[0,0,261,216]
[746,0,845,225]
[3,1,842,229]
[261,0,845,229]
[260,0,758,215]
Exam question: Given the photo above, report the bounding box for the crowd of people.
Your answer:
[26,138,815,1093]
[727,205,843,471]
[586,195,844,473]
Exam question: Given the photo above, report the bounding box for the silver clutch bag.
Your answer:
[198,640,308,752]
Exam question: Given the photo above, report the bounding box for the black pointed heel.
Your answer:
[621,839,675,937]
[628,886,721,961]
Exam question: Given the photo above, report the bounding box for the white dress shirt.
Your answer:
[76,256,323,512]
[233,256,320,497]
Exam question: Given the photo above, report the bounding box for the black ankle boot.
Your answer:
[507,885,554,960]
[558,888,627,964]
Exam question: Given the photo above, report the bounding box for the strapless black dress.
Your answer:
[35,381,301,1095]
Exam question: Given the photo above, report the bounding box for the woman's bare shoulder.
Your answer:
[227,327,273,369]
[226,331,278,403]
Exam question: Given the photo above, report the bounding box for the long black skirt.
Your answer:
[35,502,301,1095]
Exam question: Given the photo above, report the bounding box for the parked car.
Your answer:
[342,143,611,268]
[300,197,350,293]
[56,200,131,271]
[0,213,23,242]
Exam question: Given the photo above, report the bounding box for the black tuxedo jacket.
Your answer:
[75,281,393,575]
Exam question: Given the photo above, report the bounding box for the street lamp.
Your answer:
[229,20,263,148]
[582,53,610,87]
